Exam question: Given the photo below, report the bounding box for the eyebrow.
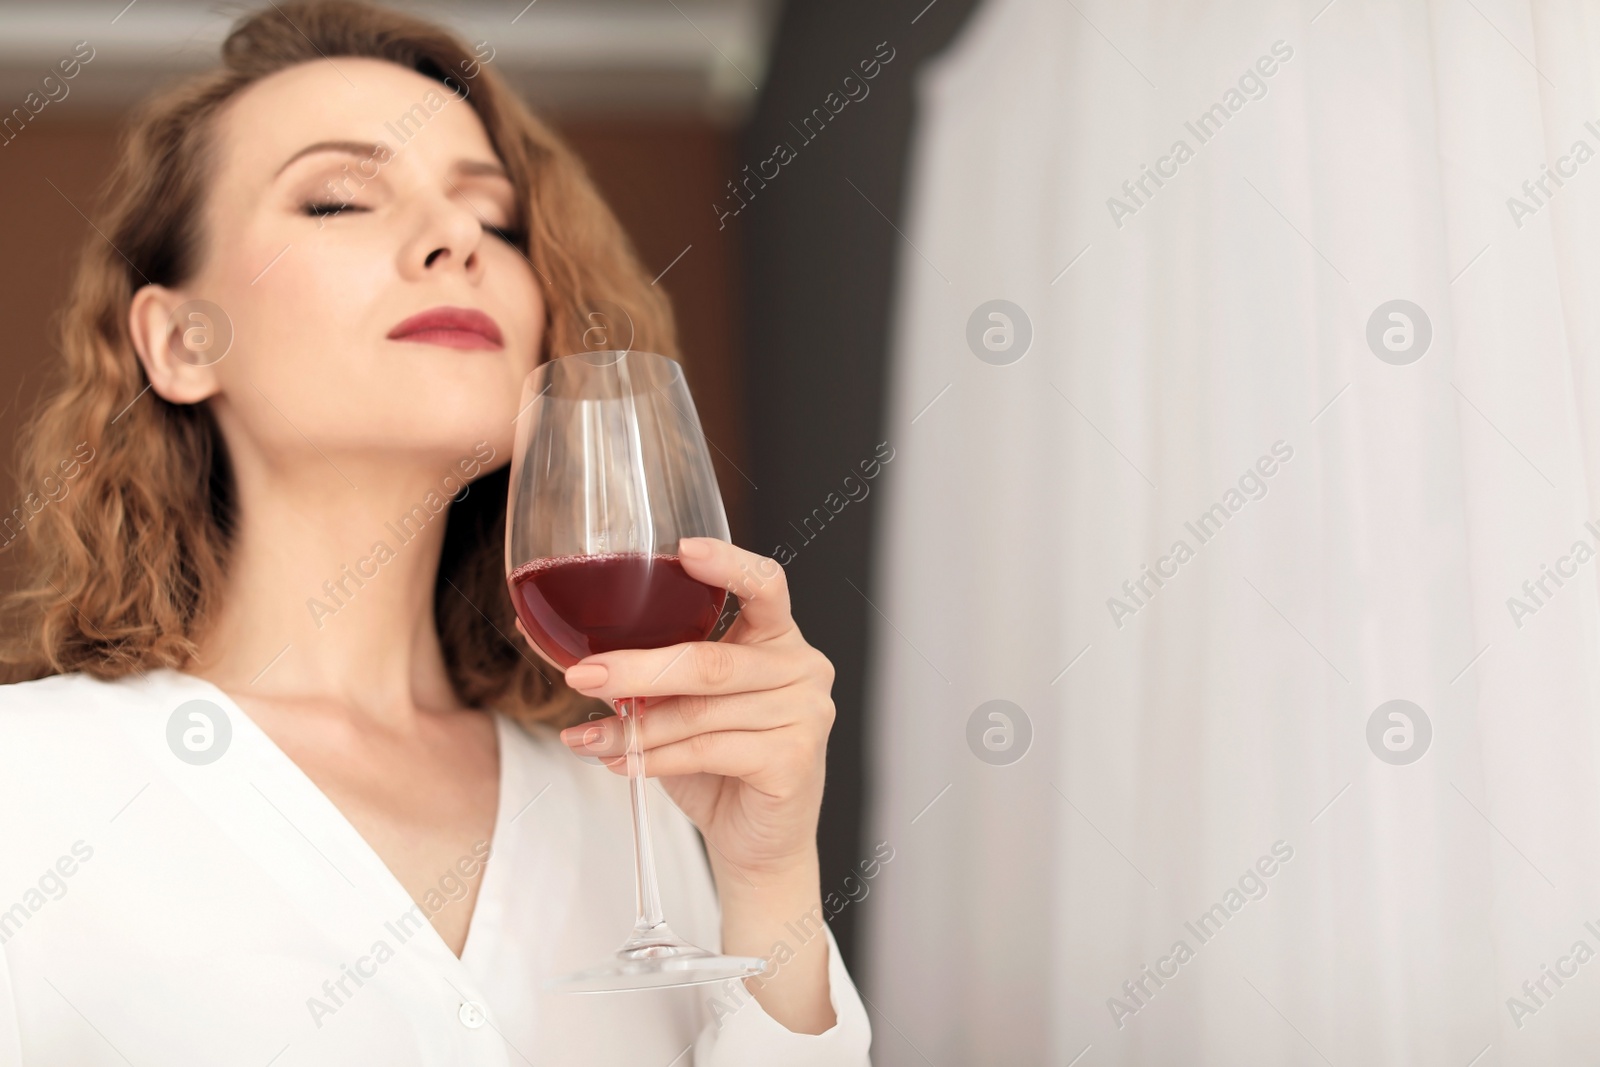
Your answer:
[274,139,509,181]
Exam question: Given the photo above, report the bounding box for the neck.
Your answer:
[191,442,486,724]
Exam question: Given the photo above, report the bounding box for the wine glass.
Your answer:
[505,348,766,992]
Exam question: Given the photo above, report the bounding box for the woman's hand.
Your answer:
[517,536,840,1033]
[545,536,835,882]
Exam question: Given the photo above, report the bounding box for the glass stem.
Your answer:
[618,696,667,935]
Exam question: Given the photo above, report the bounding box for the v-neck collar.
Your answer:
[161,668,515,979]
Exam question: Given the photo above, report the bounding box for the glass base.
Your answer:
[549,923,767,993]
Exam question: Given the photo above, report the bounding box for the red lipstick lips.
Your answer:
[387,306,504,350]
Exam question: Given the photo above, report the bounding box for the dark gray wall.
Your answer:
[739,0,982,967]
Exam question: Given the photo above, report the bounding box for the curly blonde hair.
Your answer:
[0,0,676,728]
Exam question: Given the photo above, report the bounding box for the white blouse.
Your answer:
[0,669,872,1065]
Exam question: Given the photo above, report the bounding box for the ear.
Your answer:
[128,285,230,404]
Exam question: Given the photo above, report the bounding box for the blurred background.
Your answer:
[13,1,1600,1064]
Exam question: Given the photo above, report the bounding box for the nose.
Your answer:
[400,196,487,281]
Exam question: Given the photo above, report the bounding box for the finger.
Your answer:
[559,690,801,757]
[595,727,779,781]
[677,537,793,644]
[563,639,806,700]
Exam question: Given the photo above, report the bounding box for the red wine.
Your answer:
[507,553,726,668]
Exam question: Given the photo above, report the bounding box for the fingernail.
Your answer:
[561,723,607,748]
[678,537,711,559]
[565,664,608,689]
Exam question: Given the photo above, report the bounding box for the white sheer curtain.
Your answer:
[861,1,1600,1063]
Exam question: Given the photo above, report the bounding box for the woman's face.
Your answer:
[135,57,542,476]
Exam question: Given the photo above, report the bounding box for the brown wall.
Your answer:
[0,116,747,591]
[560,120,747,544]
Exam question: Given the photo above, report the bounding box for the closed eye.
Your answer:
[302,201,368,219]
[484,222,526,247]
[301,199,521,245]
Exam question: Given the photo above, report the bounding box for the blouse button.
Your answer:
[458,1001,487,1029]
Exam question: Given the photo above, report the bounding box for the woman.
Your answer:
[0,2,871,1063]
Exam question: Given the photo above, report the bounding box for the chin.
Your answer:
[411,407,517,469]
